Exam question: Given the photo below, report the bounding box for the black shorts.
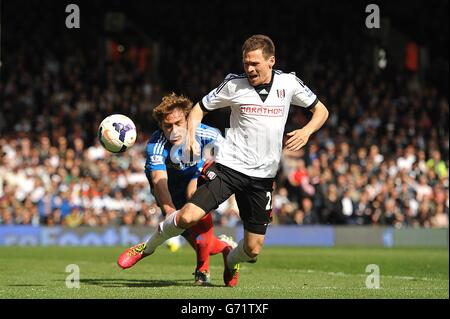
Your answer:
[188,162,274,235]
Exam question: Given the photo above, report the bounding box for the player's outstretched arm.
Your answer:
[150,170,177,216]
[285,101,329,151]
[186,102,208,158]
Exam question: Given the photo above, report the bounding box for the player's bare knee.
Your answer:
[177,212,194,228]
[244,242,262,259]
[176,208,194,228]
[177,204,204,228]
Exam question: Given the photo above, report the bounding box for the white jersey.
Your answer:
[201,70,318,178]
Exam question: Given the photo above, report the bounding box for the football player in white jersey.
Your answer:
[136,34,329,287]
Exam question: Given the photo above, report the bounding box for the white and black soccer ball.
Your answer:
[98,114,137,153]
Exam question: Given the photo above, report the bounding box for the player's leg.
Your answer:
[117,203,206,269]
[226,230,264,268]
[223,181,273,286]
[153,162,238,254]
[143,203,205,254]
[117,163,236,269]
[155,195,200,253]
[189,213,237,285]
[188,214,214,285]
[191,214,235,263]
[191,163,230,272]
[186,162,240,284]
[191,163,246,286]
[154,196,198,253]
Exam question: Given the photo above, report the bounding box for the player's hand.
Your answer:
[285,128,312,151]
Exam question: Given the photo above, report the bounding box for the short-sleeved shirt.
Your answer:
[200,70,318,178]
[145,124,223,208]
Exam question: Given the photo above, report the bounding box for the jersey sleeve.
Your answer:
[200,73,236,111]
[145,134,169,173]
[196,125,223,146]
[291,75,319,110]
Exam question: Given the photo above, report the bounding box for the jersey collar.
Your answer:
[253,70,275,103]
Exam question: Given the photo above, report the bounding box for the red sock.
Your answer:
[190,214,214,272]
[195,233,210,272]
[196,214,230,255]
[190,213,214,234]
[189,214,231,272]
[209,236,229,255]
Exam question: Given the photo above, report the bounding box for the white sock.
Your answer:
[226,240,256,269]
[144,211,184,254]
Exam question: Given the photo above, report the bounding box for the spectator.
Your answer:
[322,185,344,224]
[427,150,448,179]
[301,198,318,225]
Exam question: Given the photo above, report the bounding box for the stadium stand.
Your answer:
[0,0,448,228]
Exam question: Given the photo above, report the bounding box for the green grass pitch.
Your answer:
[0,246,448,299]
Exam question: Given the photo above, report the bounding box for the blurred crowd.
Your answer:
[0,136,163,227]
[0,0,448,228]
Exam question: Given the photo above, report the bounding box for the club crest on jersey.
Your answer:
[277,89,285,100]
[150,155,164,165]
[206,170,217,180]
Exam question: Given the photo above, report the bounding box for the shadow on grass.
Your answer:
[78,278,224,288]
[6,284,45,287]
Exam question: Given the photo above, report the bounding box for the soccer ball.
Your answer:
[98,114,137,153]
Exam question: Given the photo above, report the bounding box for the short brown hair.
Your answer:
[242,34,275,59]
[152,93,193,124]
